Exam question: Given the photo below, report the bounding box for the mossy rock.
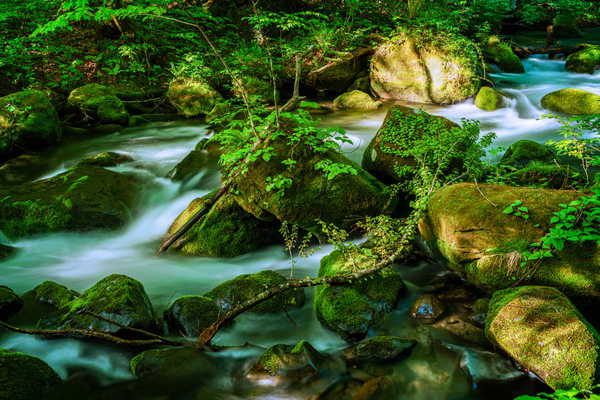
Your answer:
[163,296,219,337]
[344,336,417,364]
[500,161,587,190]
[418,183,600,300]
[472,298,490,314]
[130,347,214,380]
[486,286,600,390]
[168,139,223,182]
[333,90,381,111]
[77,152,134,168]
[0,165,141,240]
[410,294,445,324]
[565,45,600,74]
[347,76,371,93]
[167,192,281,257]
[0,286,22,320]
[57,274,156,334]
[205,270,305,314]
[474,87,505,111]
[248,340,324,378]
[361,105,460,185]
[314,249,405,342]
[0,90,61,161]
[8,281,79,327]
[0,243,16,260]
[483,36,525,74]
[501,140,554,168]
[370,30,481,104]
[541,89,600,115]
[0,349,61,400]
[167,79,222,118]
[68,84,129,125]
[230,124,392,234]
[0,153,48,185]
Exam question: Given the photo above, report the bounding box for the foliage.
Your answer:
[515,386,600,400]
[503,200,530,219]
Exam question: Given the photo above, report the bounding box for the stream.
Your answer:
[1,55,599,399]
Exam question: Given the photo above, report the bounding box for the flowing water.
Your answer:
[1,55,599,399]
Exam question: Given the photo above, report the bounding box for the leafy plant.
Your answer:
[503,200,530,219]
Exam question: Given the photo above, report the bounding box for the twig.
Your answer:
[474,178,497,207]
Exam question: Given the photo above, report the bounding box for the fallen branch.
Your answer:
[279,45,314,113]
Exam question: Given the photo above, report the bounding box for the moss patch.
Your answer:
[167,79,222,118]
[68,84,129,125]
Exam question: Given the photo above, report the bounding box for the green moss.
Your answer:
[0,349,61,400]
[163,295,219,337]
[68,84,129,125]
[167,79,222,118]
[541,89,600,115]
[566,46,600,74]
[250,340,323,376]
[313,249,405,341]
[474,87,505,111]
[333,90,381,111]
[484,36,525,74]
[205,270,305,314]
[486,286,600,390]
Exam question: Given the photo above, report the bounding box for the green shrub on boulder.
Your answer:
[483,36,525,74]
[333,90,381,111]
[541,89,600,115]
[565,45,600,74]
[0,349,61,400]
[486,286,600,390]
[68,84,129,125]
[474,87,505,111]
[314,249,405,342]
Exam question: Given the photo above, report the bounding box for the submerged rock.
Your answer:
[541,89,600,115]
[163,295,219,337]
[314,249,405,342]
[0,286,22,320]
[0,349,61,400]
[205,270,305,314]
[474,87,505,111]
[77,152,134,168]
[486,286,600,390]
[419,183,600,300]
[248,340,325,379]
[333,90,381,111]
[483,36,524,74]
[370,31,480,104]
[344,336,417,364]
[565,45,600,74]
[130,347,214,379]
[0,165,141,240]
[167,192,281,257]
[167,79,222,118]
[58,274,156,334]
[0,90,61,161]
[68,84,129,125]
[434,313,488,346]
[500,140,554,168]
[410,294,445,324]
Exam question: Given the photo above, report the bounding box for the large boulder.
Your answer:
[333,90,381,111]
[541,89,600,115]
[0,165,141,240]
[166,192,281,257]
[419,183,600,300]
[314,249,405,342]
[167,79,222,118]
[565,45,600,74]
[370,31,481,104]
[0,90,61,161]
[500,140,554,168]
[163,295,219,337]
[205,270,305,314]
[57,274,156,334]
[486,286,600,390]
[474,87,505,111]
[361,106,459,184]
[0,286,22,320]
[0,349,61,400]
[68,84,129,125]
[483,37,525,74]
[230,127,392,234]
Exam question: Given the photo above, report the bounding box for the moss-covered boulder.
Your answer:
[8,281,79,327]
[344,336,417,364]
[541,89,600,115]
[361,106,459,184]
[248,340,325,378]
[333,90,381,111]
[486,286,600,390]
[419,183,600,300]
[163,296,219,337]
[483,36,525,74]
[230,127,392,234]
[57,274,156,334]
[0,165,141,240]
[167,192,281,257]
[205,270,304,313]
[68,84,129,125]
[0,90,61,161]
[168,139,222,182]
[314,249,405,342]
[0,286,22,320]
[501,140,554,168]
[474,87,505,111]
[0,349,61,399]
[167,79,222,118]
[565,45,600,74]
[370,31,481,104]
